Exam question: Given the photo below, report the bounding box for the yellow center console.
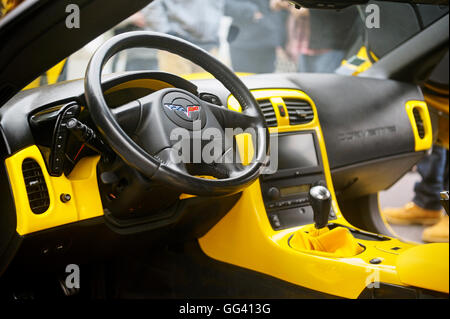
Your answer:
[199,88,449,299]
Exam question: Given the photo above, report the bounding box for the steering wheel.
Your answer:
[85,31,269,196]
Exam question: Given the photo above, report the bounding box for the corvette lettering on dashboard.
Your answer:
[338,125,397,142]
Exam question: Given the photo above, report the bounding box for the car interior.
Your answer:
[0,0,448,299]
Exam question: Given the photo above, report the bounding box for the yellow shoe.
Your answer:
[383,202,442,225]
[422,215,449,243]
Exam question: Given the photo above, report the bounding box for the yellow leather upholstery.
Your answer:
[397,243,449,293]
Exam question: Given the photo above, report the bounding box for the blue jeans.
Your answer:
[414,146,449,211]
[298,50,346,73]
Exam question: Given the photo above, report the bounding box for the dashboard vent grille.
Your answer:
[22,158,50,214]
[284,98,314,125]
[258,99,278,127]
[413,108,425,139]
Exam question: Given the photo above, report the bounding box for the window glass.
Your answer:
[23,0,449,89]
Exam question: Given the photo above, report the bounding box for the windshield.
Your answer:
[20,0,449,89]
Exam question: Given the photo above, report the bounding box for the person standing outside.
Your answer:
[111,3,167,72]
[225,0,288,74]
[154,0,225,75]
[384,147,449,243]
[285,6,359,73]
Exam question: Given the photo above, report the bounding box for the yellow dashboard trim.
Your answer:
[227,89,320,133]
[5,146,103,235]
[405,100,433,152]
[269,97,289,127]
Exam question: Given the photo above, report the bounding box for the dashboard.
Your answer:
[0,70,431,275]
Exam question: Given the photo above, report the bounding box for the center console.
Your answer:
[261,131,336,230]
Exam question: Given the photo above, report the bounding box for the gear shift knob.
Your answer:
[309,185,332,229]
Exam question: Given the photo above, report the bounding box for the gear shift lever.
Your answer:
[309,185,332,229]
[290,185,363,257]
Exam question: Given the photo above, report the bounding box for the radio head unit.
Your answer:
[261,131,336,230]
[264,131,323,180]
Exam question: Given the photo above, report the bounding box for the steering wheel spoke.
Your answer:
[203,100,259,131]
[111,100,142,135]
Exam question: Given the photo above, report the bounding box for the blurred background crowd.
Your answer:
[67,0,364,79]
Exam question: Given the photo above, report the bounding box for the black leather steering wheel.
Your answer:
[85,31,269,196]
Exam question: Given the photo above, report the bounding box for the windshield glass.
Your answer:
[22,0,449,89]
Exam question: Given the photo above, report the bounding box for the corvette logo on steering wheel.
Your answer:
[164,103,201,121]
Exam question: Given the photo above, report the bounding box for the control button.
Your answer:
[271,214,281,228]
[60,193,71,203]
[277,105,286,117]
[199,93,222,106]
[49,102,81,177]
[370,258,383,265]
[267,187,281,200]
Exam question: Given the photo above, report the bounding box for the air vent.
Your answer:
[258,99,278,127]
[22,158,50,214]
[413,108,425,139]
[284,98,314,125]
